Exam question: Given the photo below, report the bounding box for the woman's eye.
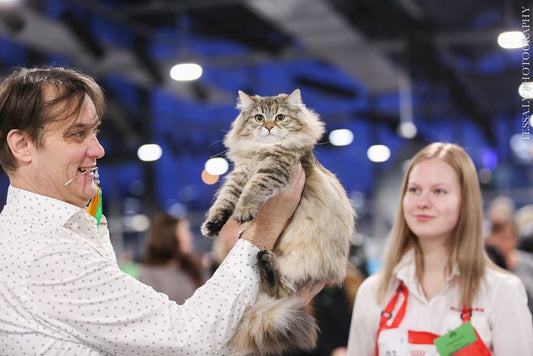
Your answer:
[408,187,419,193]
[254,114,265,123]
[275,114,285,122]
[435,188,446,194]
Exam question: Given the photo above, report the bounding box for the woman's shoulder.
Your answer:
[356,272,383,296]
[483,265,526,292]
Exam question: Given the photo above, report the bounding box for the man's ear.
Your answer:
[6,129,32,164]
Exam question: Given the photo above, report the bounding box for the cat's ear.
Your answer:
[285,89,301,106]
[237,90,255,108]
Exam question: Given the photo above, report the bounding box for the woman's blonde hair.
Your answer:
[377,142,486,308]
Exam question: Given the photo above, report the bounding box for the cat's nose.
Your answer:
[265,122,274,132]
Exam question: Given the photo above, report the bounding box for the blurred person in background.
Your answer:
[485,196,533,316]
[516,204,533,254]
[138,213,208,304]
[347,142,532,355]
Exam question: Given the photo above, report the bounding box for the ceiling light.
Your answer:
[170,63,203,81]
[397,121,417,139]
[205,157,229,175]
[509,133,533,162]
[137,144,162,162]
[519,82,533,99]
[329,129,354,146]
[367,145,391,163]
[497,31,527,49]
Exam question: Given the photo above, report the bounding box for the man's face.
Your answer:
[27,96,105,207]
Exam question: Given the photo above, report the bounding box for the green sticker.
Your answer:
[434,321,478,356]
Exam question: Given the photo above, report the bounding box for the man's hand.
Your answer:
[240,163,305,250]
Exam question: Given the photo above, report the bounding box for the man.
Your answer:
[0,67,320,354]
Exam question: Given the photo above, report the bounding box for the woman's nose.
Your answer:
[416,192,430,208]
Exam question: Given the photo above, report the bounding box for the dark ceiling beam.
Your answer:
[245,0,403,94]
[0,8,26,34]
[133,37,163,84]
[60,10,106,59]
[295,76,358,98]
[435,45,498,145]
[117,0,242,16]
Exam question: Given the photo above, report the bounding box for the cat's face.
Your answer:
[240,96,301,144]
[225,89,324,151]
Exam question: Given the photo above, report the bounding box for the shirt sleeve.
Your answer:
[26,237,260,355]
[489,272,533,355]
[347,274,381,356]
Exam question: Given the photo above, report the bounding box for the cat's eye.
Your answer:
[254,114,265,123]
[275,114,285,122]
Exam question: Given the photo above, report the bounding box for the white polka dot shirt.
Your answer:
[0,186,260,355]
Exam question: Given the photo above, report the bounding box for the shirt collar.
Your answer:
[4,185,87,227]
[393,248,461,300]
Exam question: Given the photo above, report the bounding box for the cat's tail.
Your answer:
[230,293,318,356]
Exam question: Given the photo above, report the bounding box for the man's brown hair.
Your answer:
[0,66,104,172]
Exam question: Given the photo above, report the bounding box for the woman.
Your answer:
[347,142,533,355]
[138,213,208,304]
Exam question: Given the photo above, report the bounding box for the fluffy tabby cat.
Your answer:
[201,89,355,355]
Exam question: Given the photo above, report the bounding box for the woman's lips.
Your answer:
[414,214,435,222]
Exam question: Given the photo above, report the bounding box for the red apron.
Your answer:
[376,281,491,356]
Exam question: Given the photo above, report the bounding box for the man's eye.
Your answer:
[71,131,87,139]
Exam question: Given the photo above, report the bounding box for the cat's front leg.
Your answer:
[233,159,294,223]
[201,170,247,237]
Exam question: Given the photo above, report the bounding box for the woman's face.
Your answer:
[403,158,462,244]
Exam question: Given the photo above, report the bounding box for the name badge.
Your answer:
[378,328,440,356]
[378,329,409,356]
[434,321,488,356]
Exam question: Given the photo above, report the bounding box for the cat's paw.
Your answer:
[233,204,259,223]
[257,249,279,284]
[201,210,231,237]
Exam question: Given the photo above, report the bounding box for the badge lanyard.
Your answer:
[376,281,491,356]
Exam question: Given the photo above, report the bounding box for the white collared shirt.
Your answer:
[347,249,533,356]
[0,186,260,355]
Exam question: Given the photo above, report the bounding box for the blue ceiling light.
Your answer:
[481,147,498,171]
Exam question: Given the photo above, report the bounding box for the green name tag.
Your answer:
[434,321,478,356]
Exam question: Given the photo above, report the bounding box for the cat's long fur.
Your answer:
[201,89,356,355]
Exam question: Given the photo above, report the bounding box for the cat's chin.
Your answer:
[258,134,282,144]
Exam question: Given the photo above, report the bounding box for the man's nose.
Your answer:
[88,136,105,159]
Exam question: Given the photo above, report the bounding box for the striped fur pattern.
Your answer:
[201,89,356,355]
